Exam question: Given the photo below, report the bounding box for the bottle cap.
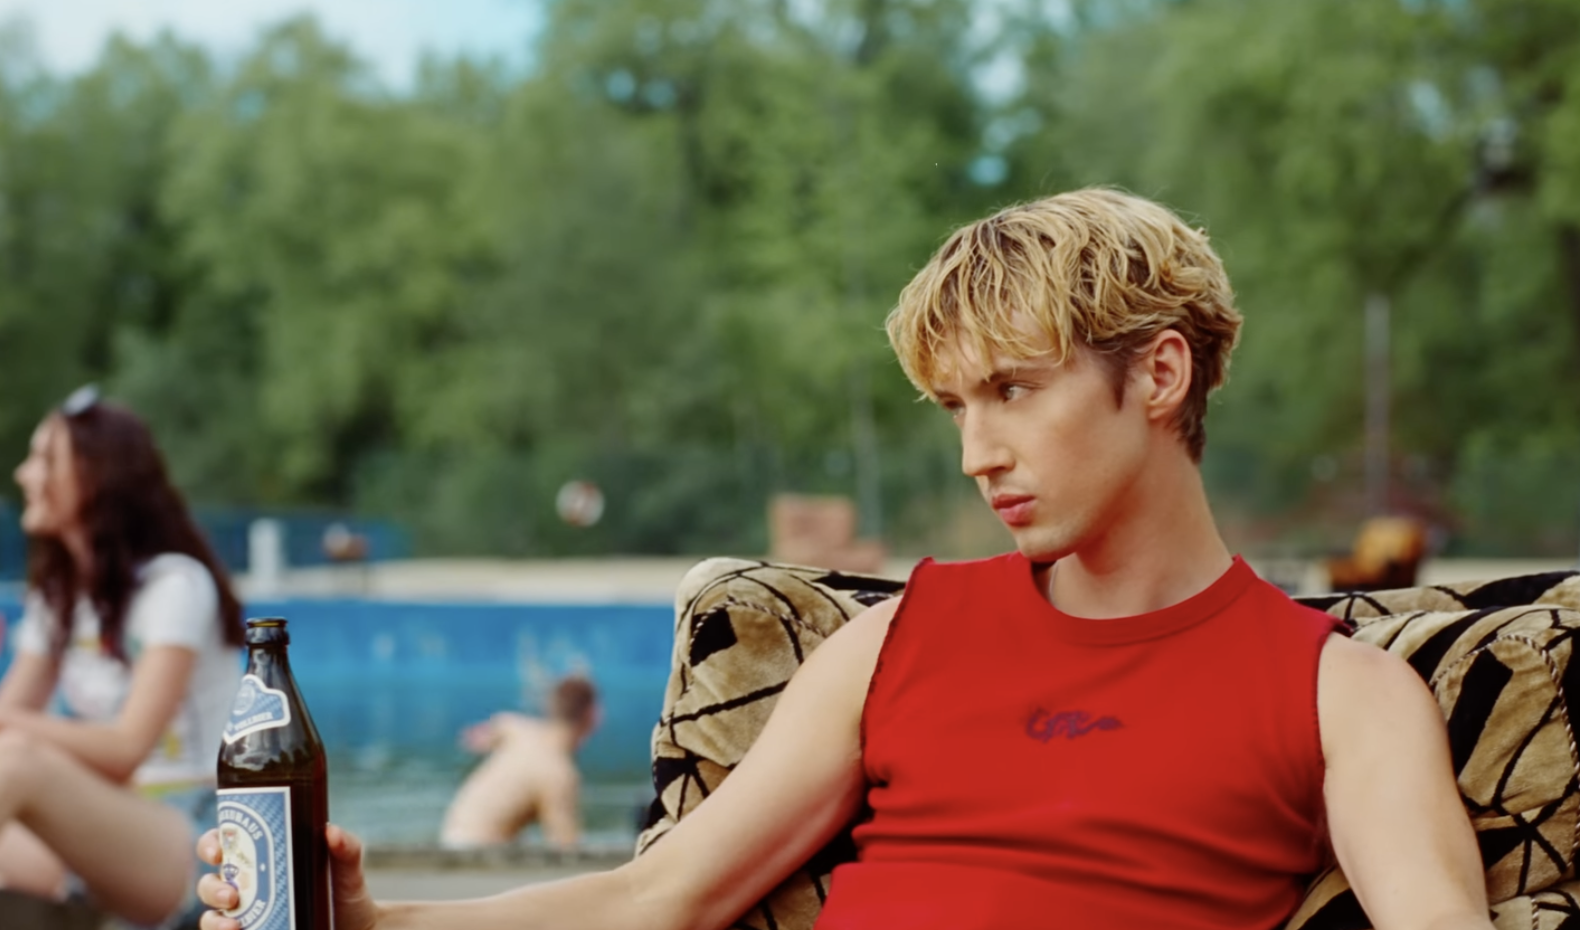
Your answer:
[244,617,290,645]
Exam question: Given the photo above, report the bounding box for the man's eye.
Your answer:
[1001,384,1027,401]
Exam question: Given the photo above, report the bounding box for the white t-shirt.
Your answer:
[15,552,242,787]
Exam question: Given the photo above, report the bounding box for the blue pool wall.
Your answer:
[0,595,677,783]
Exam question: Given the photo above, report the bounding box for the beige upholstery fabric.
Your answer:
[1287,592,1580,928]
[1301,571,1580,619]
[637,559,1580,930]
[636,559,901,929]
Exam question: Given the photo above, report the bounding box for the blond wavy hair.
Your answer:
[886,188,1243,460]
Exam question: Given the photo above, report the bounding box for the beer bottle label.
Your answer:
[217,787,295,930]
[223,674,294,744]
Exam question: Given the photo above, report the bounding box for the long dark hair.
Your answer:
[26,402,244,661]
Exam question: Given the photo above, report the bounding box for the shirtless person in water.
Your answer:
[439,675,599,849]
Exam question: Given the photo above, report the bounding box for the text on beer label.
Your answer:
[217,787,295,930]
[223,674,293,744]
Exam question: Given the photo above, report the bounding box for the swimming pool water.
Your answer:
[0,594,675,846]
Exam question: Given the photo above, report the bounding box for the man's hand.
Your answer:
[460,719,498,754]
[197,823,381,930]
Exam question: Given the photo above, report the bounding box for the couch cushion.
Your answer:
[1289,869,1580,930]
[1298,571,1580,620]
[1485,878,1580,930]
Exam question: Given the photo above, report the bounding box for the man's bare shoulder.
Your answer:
[811,596,901,664]
[849,595,903,634]
[778,596,902,713]
[1317,632,1443,762]
[1318,632,1423,693]
[539,756,582,793]
[491,714,555,748]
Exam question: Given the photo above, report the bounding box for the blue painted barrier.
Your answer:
[0,507,411,581]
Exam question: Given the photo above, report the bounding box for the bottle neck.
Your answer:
[244,644,292,678]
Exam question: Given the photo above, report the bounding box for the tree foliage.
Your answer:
[1,0,1578,556]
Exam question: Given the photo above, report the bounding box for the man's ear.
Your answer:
[1139,329,1193,423]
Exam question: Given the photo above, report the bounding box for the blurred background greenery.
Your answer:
[1,0,1578,561]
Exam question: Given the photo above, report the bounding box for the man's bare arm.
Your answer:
[201,597,900,930]
[1320,634,1493,930]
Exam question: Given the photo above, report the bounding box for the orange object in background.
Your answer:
[322,522,369,563]
[768,494,887,573]
[1326,516,1428,592]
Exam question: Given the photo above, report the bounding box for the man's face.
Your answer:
[930,333,1151,563]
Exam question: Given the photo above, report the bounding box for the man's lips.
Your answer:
[990,494,1036,527]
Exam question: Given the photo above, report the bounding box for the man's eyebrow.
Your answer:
[981,363,1033,384]
[927,359,1048,398]
[928,365,1022,397]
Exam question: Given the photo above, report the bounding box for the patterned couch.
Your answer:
[636,558,1580,930]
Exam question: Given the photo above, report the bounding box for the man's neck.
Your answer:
[1038,453,1232,620]
[546,719,584,756]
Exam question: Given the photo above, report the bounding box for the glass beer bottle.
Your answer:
[216,617,333,929]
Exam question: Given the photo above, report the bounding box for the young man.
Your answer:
[197,189,1493,930]
[439,676,599,849]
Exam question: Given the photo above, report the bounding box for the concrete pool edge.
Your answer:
[364,843,633,870]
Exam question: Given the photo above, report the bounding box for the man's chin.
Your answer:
[1009,530,1073,565]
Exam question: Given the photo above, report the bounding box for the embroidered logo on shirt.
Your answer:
[1026,707,1123,742]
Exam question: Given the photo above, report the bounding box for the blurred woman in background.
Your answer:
[0,386,243,927]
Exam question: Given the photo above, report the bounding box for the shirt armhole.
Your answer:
[859,559,930,762]
[128,556,220,651]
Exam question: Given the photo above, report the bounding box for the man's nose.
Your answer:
[959,412,1012,478]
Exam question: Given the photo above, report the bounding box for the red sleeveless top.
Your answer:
[815,554,1339,930]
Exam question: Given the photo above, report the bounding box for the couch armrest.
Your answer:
[635,558,903,930]
[1298,571,1580,620]
[1286,602,1580,929]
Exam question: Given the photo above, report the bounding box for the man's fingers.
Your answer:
[463,721,497,752]
[327,822,364,865]
[197,872,241,930]
[198,825,376,930]
[196,830,241,930]
[199,911,241,930]
[326,823,384,930]
[196,828,222,865]
[327,822,372,901]
[198,873,239,911]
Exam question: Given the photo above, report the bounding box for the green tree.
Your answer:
[0,26,212,471]
[150,19,497,505]
[1001,0,1580,553]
